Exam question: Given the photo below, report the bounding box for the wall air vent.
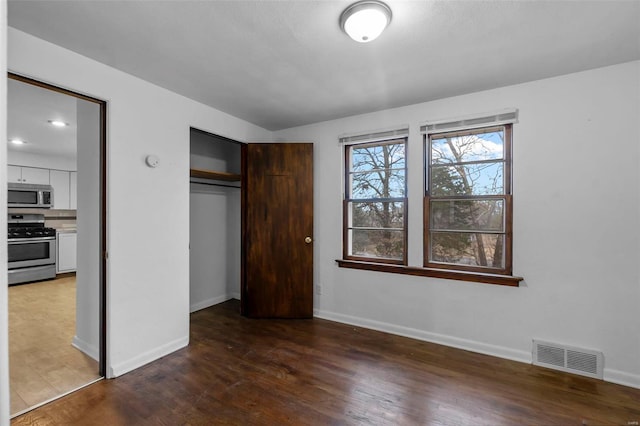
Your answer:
[532,340,603,379]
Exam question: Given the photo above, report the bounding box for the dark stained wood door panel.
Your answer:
[242,143,313,318]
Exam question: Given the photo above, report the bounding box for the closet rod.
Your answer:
[190,180,241,189]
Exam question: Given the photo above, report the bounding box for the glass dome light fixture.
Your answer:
[340,0,392,43]
[48,119,69,127]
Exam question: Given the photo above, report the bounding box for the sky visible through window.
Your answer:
[430,129,505,197]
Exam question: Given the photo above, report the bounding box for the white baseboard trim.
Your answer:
[314,309,640,389]
[190,294,234,313]
[604,368,640,389]
[72,335,99,361]
[314,309,531,364]
[108,335,189,378]
[109,293,240,378]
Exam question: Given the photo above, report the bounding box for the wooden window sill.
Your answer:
[336,259,523,287]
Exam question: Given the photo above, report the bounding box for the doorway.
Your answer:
[188,133,315,318]
[189,128,242,312]
[6,73,106,416]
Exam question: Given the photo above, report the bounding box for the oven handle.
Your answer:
[8,237,56,243]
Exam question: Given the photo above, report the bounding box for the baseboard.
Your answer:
[604,368,640,389]
[314,309,531,364]
[72,335,99,361]
[190,294,234,313]
[108,335,189,378]
[110,294,240,378]
[314,309,640,389]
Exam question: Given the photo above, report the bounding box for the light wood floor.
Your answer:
[12,299,640,425]
[9,275,100,415]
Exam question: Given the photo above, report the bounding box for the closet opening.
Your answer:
[189,128,243,313]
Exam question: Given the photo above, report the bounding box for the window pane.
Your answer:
[430,232,505,269]
[431,129,504,164]
[350,201,404,228]
[350,229,404,260]
[431,162,503,196]
[352,143,405,172]
[346,138,407,263]
[431,199,504,232]
[350,169,405,198]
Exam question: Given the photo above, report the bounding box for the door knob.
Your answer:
[305,236,312,244]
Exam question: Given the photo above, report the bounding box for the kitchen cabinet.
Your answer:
[7,165,22,183]
[50,170,71,209]
[56,231,77,273]
[10,165,78,210]
[8,165,50,184]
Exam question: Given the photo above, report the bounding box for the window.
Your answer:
[425,124,512,275]
[344,138,407,264]
[337,112,521,286]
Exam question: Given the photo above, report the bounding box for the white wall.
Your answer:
[6,28,272,381]
[189,185,241,311]
[73,98,100,360]
[7,150,76,171]
[0,4,10,426]
[274,61,640,389]
[226,189,241,298]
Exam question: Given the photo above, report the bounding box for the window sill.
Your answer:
[335,259,523,287]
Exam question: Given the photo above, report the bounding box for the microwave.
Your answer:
[8,183,54,208]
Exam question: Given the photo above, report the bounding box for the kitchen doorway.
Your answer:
[6,73,106,416]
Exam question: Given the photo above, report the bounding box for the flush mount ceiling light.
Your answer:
[9,138,27,145]
[340,0,392,43]
[48,119,69,127]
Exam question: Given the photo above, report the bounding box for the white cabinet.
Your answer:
[69,171,77,210]
[8,166,50,184]
[11,165,78,210]
[57,231,77,273]
[7,165,22,183]
[50,170,71,209]
[22,167,50,184]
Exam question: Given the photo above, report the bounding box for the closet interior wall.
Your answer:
[189,129,242,312]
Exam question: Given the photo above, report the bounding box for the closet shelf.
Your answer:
[190,168,241,182]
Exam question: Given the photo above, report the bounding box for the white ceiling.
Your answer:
[7,78,78,159]
[7,0,640,131]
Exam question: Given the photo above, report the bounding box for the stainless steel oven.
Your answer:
[7,214,57,285]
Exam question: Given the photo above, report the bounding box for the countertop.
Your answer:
[56,227,77,234]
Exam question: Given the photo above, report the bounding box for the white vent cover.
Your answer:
[532,340,603,379]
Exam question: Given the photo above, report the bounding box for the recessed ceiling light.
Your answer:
[48,120,69,127]
[10,138,27,145]
[340,0,392,43]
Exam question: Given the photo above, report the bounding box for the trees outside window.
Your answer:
[339,117,520,286]
[425,125,512,274]
[344,138,407,264]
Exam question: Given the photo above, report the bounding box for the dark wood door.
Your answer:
[241,143,313,318]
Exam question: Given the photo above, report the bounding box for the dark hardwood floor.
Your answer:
[12,299,640,425]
